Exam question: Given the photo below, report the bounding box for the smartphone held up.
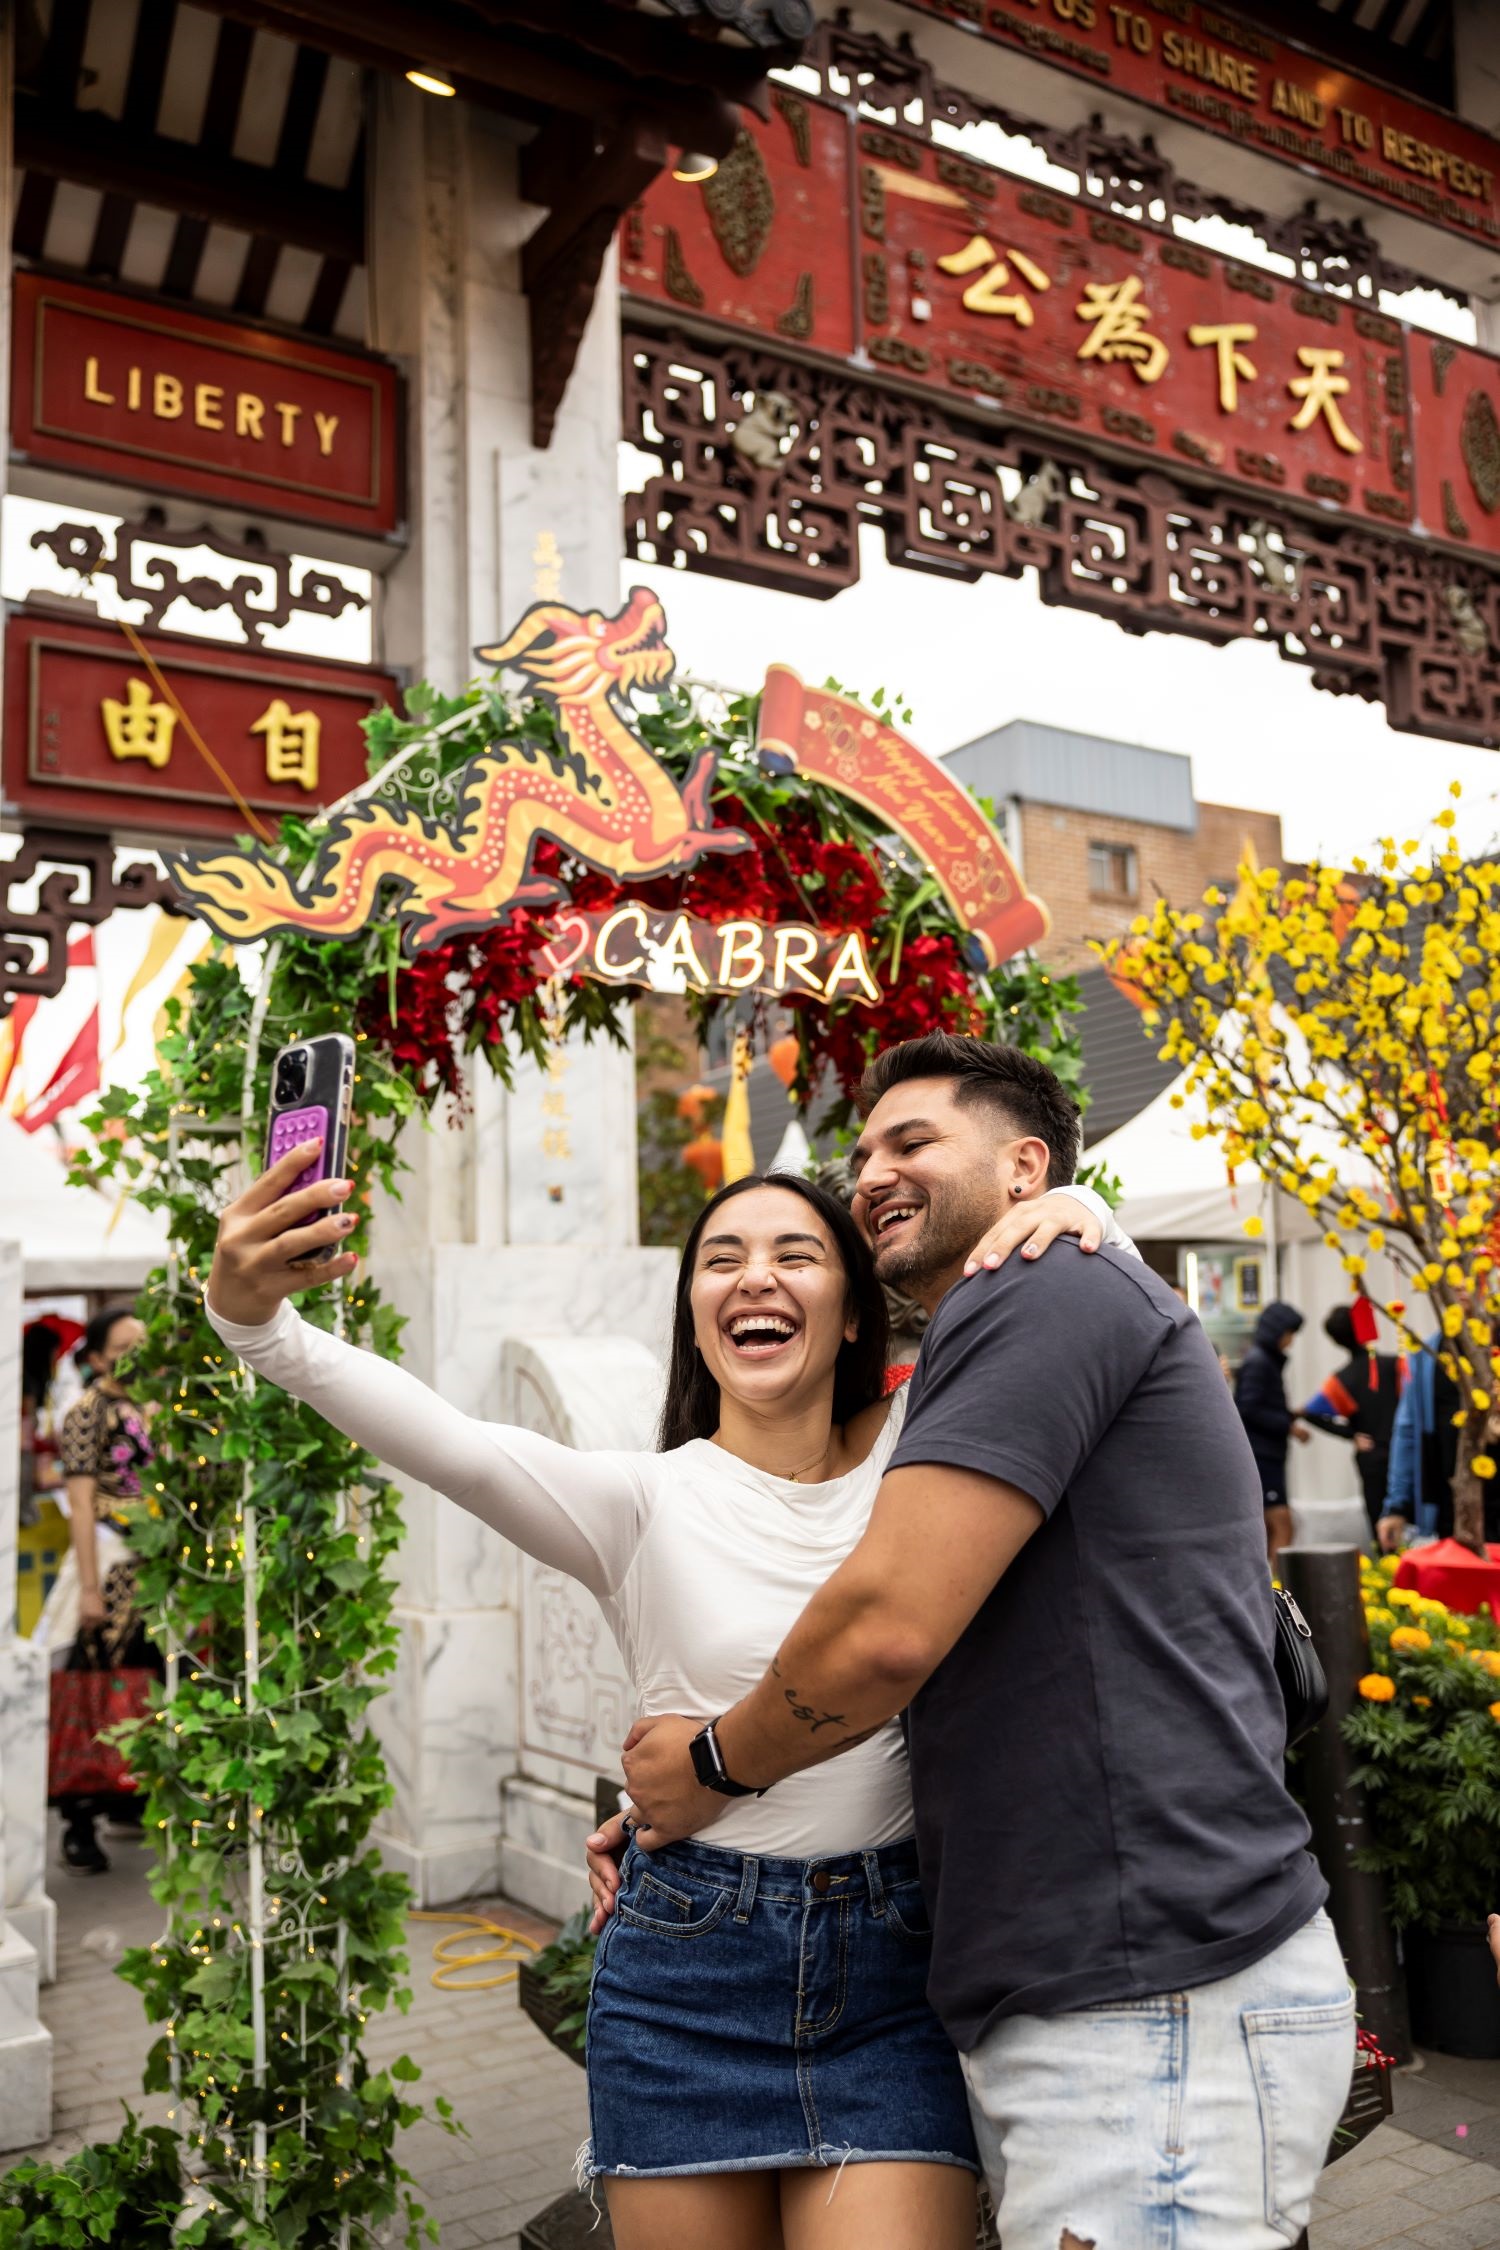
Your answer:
[265,1034,355,1265]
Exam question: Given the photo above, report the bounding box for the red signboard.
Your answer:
[896,0,1500,252]
[1408,334,1500,566]
[4,614,399,840]
[622,90,856,361]
[624,98,1423,536]
[10,274,403,538]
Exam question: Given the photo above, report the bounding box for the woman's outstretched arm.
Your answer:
[206,1141,646,1599]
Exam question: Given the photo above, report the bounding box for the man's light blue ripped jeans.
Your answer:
[961,1910,1355,2250]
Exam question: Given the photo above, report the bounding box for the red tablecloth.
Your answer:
[1393,1537,1500,1620]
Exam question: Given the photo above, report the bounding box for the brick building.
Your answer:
[947,722,1285,978]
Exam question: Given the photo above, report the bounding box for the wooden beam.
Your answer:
[492,0,782,99]
[13,94,365,263]
[160,15,256,299]
[89,0,182,279]
[523,117,666,294]
[182,0,743,152]
[525,118,667,447]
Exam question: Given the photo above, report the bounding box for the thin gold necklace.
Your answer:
[712,1433,832,1483]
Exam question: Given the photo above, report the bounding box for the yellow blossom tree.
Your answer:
[1100,785,1498,1552]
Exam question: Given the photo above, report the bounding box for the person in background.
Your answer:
[44,1309,158,1875]
[1377,1334,1500,1552]
[20,1322,62,1521]
[1300,1305,1402,1536]
[1234,1299,1309,1565]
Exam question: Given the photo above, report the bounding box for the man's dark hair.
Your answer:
[856,1034,1081,1188]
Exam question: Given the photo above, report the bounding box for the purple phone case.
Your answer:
[267,1105,330,1190]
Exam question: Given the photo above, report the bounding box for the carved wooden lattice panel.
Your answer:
[623,325,1500,748]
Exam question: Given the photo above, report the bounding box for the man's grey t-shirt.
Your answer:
[889,1241,1326,2051]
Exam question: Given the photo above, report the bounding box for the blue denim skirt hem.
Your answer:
[584,1834,980,2180]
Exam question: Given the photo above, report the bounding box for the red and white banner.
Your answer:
[12,935,100,1133]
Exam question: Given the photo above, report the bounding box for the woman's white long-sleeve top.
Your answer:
[205,1185,1132,1855]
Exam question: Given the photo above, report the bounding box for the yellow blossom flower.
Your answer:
[1358,1674,1396,1702]
[1412,1696,1432,1709]
[1389,1627,1432,1653]
[1476,1456,1497,1479]
[1242,1216,1264,1239]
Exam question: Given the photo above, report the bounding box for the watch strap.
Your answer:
[690,1717,763,1798]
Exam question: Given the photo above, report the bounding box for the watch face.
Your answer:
[690,1724,722,1789]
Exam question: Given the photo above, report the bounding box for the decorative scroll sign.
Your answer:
[757,670,1047,968]
[166,593,1039,995]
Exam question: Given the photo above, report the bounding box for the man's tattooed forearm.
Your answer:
[772,1657,880,1744]
[781,1684,861,1736]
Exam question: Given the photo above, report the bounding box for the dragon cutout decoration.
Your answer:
[168,589,751,956]
[167,590,1047,982]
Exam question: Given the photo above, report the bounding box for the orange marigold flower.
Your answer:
[1358,1674,1396,1702]
[1389,1627,1433,1653]
[1490,1701,1500,1724]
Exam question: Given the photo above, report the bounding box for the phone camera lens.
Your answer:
[275,1048,308,1104]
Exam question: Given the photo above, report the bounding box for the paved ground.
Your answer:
[7,1824,1500,2247]
[9,1822,587,2248]
[1313,2057,1500,2249]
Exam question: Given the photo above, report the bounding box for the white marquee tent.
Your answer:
[0,1117,168,1293]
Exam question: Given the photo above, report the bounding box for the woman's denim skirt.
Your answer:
[583,1833,979,2180]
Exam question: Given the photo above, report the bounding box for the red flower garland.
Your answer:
[359,799,979,1101]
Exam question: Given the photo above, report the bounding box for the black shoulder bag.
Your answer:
[1272,1585,1328,1748]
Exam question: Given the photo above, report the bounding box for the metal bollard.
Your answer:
[1281,1543,1412,2065]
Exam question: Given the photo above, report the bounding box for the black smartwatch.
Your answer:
[690,1717,764,1799]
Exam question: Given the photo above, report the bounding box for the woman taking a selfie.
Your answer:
[206,1133,1130,2250]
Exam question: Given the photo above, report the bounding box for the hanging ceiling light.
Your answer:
[671,151,719,183]
[406,66,457,97]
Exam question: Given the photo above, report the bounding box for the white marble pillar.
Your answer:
[1454,2,1500,351]
[0,1240,54,2147]
[361,87,679,1906]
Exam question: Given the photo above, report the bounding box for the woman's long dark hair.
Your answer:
[657,1172,889,1451]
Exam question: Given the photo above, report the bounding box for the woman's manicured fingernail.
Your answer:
[963,1261,977,1275]
[1022,1244,1038,1258]
[337,1215,356,1231]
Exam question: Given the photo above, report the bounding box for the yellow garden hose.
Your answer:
[409,1908,540,1992]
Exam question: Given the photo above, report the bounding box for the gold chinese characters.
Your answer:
[101,677,176,769]
[936,237,1050,325]
[937,256,1368,452]
[101,681,324,791]
[251,700,321,792]
[1075,276,1169,384]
